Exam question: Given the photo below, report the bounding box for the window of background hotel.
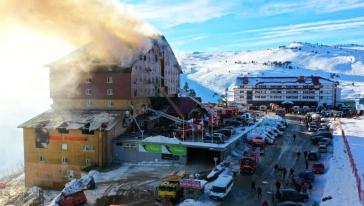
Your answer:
[107,76,113,83]
[85,159,92,166]
[62,157,68,164]
[86,89,92,95]
[86,78,92,84]
[86,100,92,107]
[39,156,44,162]
[107,100,113,107]
[107,89,113,95]
[62,144,68,151]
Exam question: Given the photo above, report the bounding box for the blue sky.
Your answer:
[125,0,364,52]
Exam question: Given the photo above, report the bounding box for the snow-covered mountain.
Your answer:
[178,42,364,102]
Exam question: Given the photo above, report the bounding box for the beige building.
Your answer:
[19,35,181,188]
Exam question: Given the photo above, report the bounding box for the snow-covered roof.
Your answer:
[18,109,124,131]
[142,135,182,144]
[236,76,335,86]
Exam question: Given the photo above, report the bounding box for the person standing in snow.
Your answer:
[251,180,256,192]
[257,187,262,199]
[296,151,301,159]
[282,168,287,179]
[305,159,309,169]
[304,151,308,160]
[289,168,294,178]
[293,134,297,142]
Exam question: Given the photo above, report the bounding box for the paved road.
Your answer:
[222,118,316,206]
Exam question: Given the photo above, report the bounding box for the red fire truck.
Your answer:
[240,149,259,175]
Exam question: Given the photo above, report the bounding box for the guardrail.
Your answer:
[337,120,364,204]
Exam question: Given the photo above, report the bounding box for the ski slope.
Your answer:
[178,42,364,102]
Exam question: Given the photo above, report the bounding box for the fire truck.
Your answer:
[240,149,259,175]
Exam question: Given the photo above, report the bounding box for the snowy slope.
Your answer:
[178,42,364,101]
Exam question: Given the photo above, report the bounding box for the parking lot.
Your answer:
[83,114,334,206]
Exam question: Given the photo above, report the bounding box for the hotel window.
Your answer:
[83,145,96,152]
[86,78,92,84]
[39,156,45,162]
[107,89,113,95]
[62,144,68,151]
[85,159,92,166]
[107,100,113,107]
[107,77,113,83]
[86,89,92,95]
[86,100,92,107]
[62,157,68,164]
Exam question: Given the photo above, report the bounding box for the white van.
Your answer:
[209,175,234,200]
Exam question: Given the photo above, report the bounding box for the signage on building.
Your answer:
[139,144,186,155]
[180,179,202,189]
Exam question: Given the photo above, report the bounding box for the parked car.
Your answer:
[277,189,309,202]
[318,145,328,153]
[308,151,321,161]
[224,120,241,127]
[215,129,233,138]
[203,135,224,144]
[318,138,331,146]
[311,135,325,144]
[277,201,304,206]
[308,124,318,132]
[213,133,226,140]
[313,131,333,139]
[312,163,325,174]
[298,170,315,183]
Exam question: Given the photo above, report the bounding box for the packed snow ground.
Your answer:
[178,42,364,101]
[340,117,364,191]
[309,122,362,206]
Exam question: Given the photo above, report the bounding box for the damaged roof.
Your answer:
[18,110,124,131]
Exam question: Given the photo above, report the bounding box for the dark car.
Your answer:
[312,163,325,174]
[214,129,234,138]
[203,135,224,144]
[277,189,309,202]
[311,135,324,144]
[224,120,242,127]
[277,201,304,206]
[308,151,321,161]
[299,170,315,183]
[313,131,333,139]
[318,138,331,146]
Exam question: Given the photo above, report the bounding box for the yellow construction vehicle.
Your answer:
[156,171,185,204]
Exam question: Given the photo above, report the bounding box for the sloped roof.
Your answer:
[48,35,170,69]
[166,97,201,115]
[18,110,124,131]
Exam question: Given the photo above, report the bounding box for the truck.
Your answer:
[275,108,286,117]
[156,172,185,203]
[240,149,259,175]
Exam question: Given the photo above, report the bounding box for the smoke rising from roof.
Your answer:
[0,0,160,66]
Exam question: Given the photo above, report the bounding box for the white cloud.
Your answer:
[126,0,238,27]
[232,17,364,44]
[255,0,364,16]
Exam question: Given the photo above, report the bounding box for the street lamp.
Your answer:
[213,157,218,167]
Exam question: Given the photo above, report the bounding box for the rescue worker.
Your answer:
[257,187,262,199]
[282,168,287,179]
[289,168,294,178]
[304,151,308,160]
[251,180,256,192]
[296,151,301,159]
[293,134,296,142]
[305,159,309,169]
[275,181,281,191]
[262,200,269,206]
